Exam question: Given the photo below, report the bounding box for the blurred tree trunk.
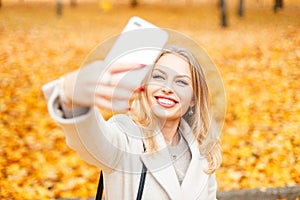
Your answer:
[238,0,244,17]
[56,0,62,16]
[131,0,138,7]
[220,0,227,27]
[70,0,77,7]
[274,0,283,13]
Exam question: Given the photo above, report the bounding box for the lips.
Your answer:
[155,95,178,108]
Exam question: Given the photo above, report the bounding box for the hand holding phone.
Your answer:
[59,17,168,113]
[103,16,168,89]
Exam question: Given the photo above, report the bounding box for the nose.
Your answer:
[161,84,173,94]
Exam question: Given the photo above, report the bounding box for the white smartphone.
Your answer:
[103,16,169,89]
[104,16,168,65]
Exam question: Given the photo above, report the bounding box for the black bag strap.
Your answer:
[95,171,103,200]
[95,142,147,200]
[136,142,147,200]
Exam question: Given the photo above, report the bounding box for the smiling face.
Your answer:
[146,53,195,122]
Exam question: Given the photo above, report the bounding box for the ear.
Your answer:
[189,96,195,107]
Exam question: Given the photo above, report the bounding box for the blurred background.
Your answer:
[0,0,299,199]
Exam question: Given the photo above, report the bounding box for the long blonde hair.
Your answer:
[128,45,222,174]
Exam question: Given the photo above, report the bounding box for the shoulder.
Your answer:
[108,114,134,127]
[108,114,143,137]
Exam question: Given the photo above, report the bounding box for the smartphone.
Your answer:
[103,16,169,89]
[104,16,168,65]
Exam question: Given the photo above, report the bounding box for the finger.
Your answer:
[95,84,135,100]
[98,72,112,85]
[109,66,150,90]
[133,86,145,93]
[108,63,146,74]
[98,63,145,86]
[94,97,129,113]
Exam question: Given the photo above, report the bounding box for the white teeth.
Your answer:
[157,98,175,105]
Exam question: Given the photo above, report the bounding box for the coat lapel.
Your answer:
[139,119,210,199]
[140,132,182,200]
[179,119,210,198]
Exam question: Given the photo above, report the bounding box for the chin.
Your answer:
[151,107,181,121]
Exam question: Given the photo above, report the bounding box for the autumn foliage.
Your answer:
[0,1,299,199]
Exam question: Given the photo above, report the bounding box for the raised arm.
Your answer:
[43,60,146,172]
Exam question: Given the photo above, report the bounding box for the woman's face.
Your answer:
[146,53,194,122]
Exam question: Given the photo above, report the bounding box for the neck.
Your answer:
[160,119,181,146]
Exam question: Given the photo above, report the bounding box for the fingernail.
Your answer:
[139,87,145,92]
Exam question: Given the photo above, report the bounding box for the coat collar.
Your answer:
[140,119,209,199]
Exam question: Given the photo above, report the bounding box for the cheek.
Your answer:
[146,85,154,97]
[146,82,162,94]
[175,86,194,99]
[146,85,158,104]
[175,87,194,106]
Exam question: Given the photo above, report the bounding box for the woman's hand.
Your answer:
[61,60,146,112]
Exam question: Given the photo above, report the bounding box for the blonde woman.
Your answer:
[44,45,222,199]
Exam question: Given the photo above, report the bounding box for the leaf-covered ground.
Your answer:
[0,1,299,199]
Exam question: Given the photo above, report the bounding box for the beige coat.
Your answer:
[45,81,218,200]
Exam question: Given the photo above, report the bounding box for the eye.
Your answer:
[152,74,165,80]
[176,79,189,86]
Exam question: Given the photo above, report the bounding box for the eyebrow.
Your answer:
[153,68,166,75]
[153,68,192,80]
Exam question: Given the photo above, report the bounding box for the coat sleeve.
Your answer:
[43,80,127,173]
[207,173,218,200]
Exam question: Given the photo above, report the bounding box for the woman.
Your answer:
[44,45,222,199]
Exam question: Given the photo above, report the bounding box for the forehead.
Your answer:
[155,53,191,76]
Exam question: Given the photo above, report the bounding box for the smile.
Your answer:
[155,96,178,108]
